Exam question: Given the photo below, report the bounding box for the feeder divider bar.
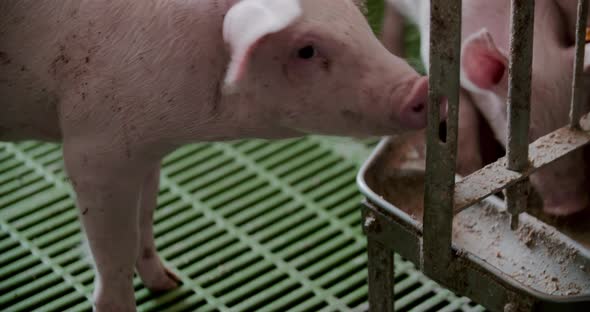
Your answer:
[454,116,590,214]
[569,0,589,128]
[422,0,462,280]
[505,0,535,228]
[367,237,395,312]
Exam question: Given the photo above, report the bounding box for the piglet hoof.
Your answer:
[93,289,136,312]
[142,264,181,292]
[164,267,182,286]
[94,301,137,312]
[136,250,181,292]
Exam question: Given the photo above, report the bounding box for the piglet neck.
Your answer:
[217,86,301,140]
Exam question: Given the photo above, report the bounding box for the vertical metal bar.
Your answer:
[367,238,394,312]
[505,180,528,230]
[569,0,589,128]
[505,0,535,230]
[423,0,462,279]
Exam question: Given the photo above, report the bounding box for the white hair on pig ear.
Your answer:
[222,0,302,92]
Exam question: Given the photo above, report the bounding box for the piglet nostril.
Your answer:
[397,76,430,129]
[412,102,425,113]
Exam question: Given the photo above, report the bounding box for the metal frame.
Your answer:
[360,0,590,311]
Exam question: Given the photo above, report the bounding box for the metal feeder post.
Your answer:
[422,0,462,283]
[505,0,535,231]
[570,0,590,128]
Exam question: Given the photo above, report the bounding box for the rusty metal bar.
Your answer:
[570,0,589,128]
[422,0,462,278]
[504,180,528,229]
[364,209,395,312]
[505,0,535,230]
[367,238,395,312]
[454,114,590,213]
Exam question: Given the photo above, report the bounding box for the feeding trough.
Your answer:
[358,0,590,311]
[358,131,590,311]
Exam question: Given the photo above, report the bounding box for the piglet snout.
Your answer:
[398,76,440,129]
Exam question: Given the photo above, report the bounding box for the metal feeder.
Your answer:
[358,0,590,311]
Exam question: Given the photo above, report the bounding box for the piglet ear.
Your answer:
[460,28,509,92]
[222,0,302,91]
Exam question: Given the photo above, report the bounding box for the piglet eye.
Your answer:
[298,45,315,59]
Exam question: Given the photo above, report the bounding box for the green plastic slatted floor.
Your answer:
[1,2,486,310]
[0,137,483,312]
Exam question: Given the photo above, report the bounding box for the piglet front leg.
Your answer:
[64,140,147,312]
[135,165,181,292]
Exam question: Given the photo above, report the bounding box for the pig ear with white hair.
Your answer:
[460,28,509,93]
[222,0,302,91]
